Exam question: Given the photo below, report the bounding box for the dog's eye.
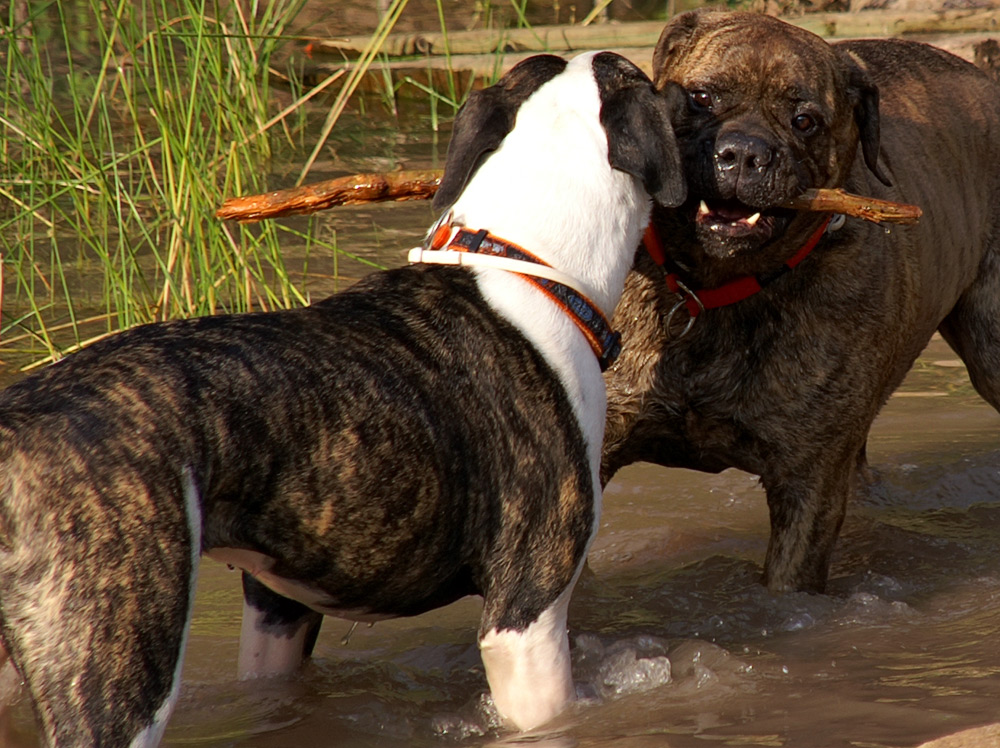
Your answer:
[689,90,713,111]
[792,113,818,133]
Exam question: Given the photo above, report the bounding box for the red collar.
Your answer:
[642,215,832,320]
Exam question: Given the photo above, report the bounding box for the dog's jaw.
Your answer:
[692,199,794,252]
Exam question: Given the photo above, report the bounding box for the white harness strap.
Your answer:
[407,246,601,303]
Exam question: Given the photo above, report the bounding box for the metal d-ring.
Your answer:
[664,277,704,339]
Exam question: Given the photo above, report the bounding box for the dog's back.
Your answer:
[834,37,1000,383]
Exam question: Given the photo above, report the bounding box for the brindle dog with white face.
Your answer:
[604,9,1000,593]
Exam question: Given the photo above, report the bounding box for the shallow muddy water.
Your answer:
[3,6,1000,747]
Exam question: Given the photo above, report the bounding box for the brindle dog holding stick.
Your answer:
[603,9,1000,593]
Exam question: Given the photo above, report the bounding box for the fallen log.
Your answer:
[304,22,666,58]
[216,170,921,225]
[304,10,1000,60]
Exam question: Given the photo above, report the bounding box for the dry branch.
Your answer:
[216,170,921,225]
[215,171,443,222]
[782,188,922,225]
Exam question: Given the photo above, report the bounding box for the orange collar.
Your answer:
[424,223,622,371]
[642,215,832,323]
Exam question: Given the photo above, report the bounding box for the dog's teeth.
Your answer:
[746,212,761,226]
[697,200,710,218]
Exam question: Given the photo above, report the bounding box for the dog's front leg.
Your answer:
[0,644,19,742]
[761,456,855,594]
[238,573,323,679]
[478,584,576,732]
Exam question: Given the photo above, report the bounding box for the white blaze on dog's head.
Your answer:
[433,51,685,316]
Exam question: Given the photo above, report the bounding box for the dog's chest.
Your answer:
[635,319,802,471]
[655,366,747,470]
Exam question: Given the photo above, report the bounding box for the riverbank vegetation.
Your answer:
[2,0,997,369]
[1,0,325,367]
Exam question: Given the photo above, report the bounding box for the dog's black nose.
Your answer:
[713,131,775,197]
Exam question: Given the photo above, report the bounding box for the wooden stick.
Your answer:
[782,187,922,225]
[214,170,443,222]
[216,170,921,225]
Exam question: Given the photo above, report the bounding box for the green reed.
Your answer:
[0,0,318,366]
[0,0,541,369]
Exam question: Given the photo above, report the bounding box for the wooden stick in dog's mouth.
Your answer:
[782,188,922,225]
[215,170,922,225]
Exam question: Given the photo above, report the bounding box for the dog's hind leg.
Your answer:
[479,584,576,732]
[0,466,202,747]
[237,573,323,680]
[938,248,1000,411]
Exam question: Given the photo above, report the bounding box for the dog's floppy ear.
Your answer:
[593,52,687,207]
[841,50,892,187]
[433,54,568,212]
